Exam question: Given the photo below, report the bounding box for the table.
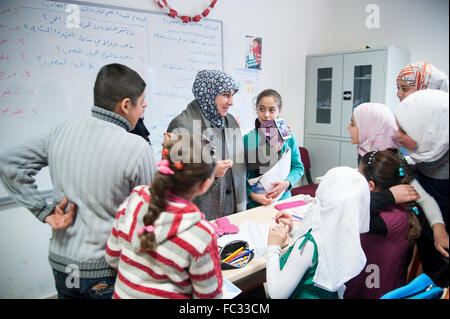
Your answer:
[219,194,307,291]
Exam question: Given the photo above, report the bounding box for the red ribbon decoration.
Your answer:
[155,0,218,23]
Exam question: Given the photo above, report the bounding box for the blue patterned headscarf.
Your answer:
[192,70,239,129]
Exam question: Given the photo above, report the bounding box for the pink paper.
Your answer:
[274,200,308,210]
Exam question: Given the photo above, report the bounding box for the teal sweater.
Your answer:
[243,128,304,209]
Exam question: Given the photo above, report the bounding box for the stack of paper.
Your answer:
[248,147,292,202]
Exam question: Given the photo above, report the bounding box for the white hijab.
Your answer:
[394,89,449,163]
[295,166,370,293]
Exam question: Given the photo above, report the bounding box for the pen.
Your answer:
[229,249,254,263]
[222,246,244,263]
[272,216,303,222]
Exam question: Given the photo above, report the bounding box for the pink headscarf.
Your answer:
[353,103,399,157]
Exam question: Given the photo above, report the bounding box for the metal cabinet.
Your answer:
[304,47,409,179]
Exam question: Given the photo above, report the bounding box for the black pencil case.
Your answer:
[219,240,254,270]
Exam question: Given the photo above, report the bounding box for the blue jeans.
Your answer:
[52,269,116,299]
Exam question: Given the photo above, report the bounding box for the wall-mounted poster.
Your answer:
[245,35,262,70]
[229,68,260,135]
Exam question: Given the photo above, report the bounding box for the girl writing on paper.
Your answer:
[244,89,304,208]
[344,150,421,299]
[266,166,370,299]
[105,135,223,299]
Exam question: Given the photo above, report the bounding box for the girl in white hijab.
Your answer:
[394,89,449,287]
[266,166,370,299]
[395,90,449,165]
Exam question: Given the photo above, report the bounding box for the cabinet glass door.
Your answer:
[316,67,332,124]
[353,65,372,107]
[305,55,343,136]
[340,51,385,137]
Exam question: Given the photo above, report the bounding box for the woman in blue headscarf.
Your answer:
[167,70,247,220]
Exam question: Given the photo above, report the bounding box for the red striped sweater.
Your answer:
[105,185,223,299]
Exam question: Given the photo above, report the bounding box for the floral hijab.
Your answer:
[397,62,448,92]
[192,70,239,129]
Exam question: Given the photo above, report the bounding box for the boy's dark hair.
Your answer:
[94,63,146,111]
[360,150,421,240]
[139,135,216,252]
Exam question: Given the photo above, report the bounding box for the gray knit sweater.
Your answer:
[0,106,156,278]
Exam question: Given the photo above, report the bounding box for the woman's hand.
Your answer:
[268,223,290,247]
[162,132,175,148]
[250,192,272,206]
[433,223,449,258]
[266,180,290,200]
[215,159,233,178]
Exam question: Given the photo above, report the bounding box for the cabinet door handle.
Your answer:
[343,91,352,100]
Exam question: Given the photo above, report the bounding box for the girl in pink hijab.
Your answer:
[350,103,399,157]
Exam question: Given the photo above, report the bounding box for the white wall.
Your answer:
[326,0,449,74]
[0,0,448,298]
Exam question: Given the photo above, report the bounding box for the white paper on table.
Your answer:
[217,221,269,258]
[221,278,242,299]
[259,147,291,202]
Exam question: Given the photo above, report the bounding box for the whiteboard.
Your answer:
[0,0,223,202]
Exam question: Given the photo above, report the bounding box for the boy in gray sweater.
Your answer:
[0,64,156,298]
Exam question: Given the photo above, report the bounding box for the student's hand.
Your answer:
[215,159,233,178]
[432,223,449,258]
[250,192,272,206]
[274,211,294,232]
[389,184,419,204]
[268,223,289,247]
[45,197,77,230]
[266,180,290,200]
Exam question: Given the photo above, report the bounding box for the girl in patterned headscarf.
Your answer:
[167,70,247,220]
[396,62,449,101]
